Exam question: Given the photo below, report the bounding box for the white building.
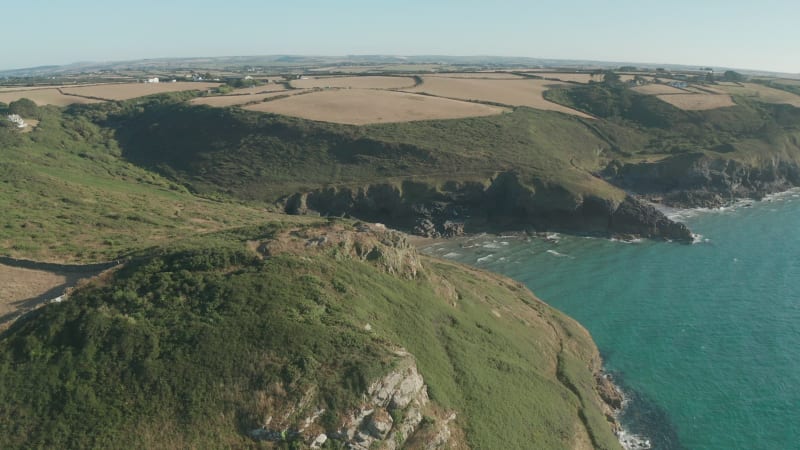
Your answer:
[6,114,26,129]
[146,77,160,83]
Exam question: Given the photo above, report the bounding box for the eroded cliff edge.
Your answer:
[281,172,692,242]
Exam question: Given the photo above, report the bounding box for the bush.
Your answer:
[8,98,39,118]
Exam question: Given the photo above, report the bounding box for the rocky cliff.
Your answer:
[282,172,692,242]
[605,153,800,208]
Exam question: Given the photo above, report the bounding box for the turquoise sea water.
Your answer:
[423,190,800,450]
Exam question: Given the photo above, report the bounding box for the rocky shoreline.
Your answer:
[282,172,694,243]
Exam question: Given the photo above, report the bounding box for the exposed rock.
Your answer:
[247,349,438,450]
[261,224,424,279]
[610,196,692,242]
[310,433,328,448]
[365,408,393,439]
[606,153,800,208]
[279,171,691,241]
[441,221,465,238]
[595,373,624,410]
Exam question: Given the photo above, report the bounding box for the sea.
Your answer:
[422,189,800,450]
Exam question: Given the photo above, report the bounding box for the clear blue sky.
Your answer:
[4,0,799,73]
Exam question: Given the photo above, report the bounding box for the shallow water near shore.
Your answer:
[423,190,800,449]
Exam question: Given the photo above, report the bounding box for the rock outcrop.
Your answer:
[248,349,451,449]
[604,153,800,208]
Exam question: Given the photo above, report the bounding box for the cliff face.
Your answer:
[282,172,692,242]
[605,153,800,208]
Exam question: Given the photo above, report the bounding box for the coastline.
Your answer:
[409,186,800,449]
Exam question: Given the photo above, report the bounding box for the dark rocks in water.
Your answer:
[611,196,692,242]
[605,154,800,209]
[595,373,624,410]
[442,221,465,238]
[413,218,439,238]
[412,219,466,238]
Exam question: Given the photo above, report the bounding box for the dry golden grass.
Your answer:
[715,82,800,107]
[0,263,106,330]
[0,89,102,106]
[20,119,39,133]
[538,72,600,83]
[685,85,727,95]
[426,72,524,79]
[220,84,288,95]
[242,89,507,125]
[290,76,416,89]
[619,74,655,83]
[407,77,592,118]
[632,84,689,95]
[0,84,87,92]
[773,79,800,86]
[61,82,220,100]
[190,90,308,107]
[655,93,736,110]
[0,264,65,308]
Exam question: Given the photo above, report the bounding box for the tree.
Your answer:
[723,70,745,82]
[603,71,621,85]
[8,98,38,118]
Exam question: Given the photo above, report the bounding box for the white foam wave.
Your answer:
[476,254,493,263]
[443,252,461,259]
[618,429,652,450]
[546,249,572,258]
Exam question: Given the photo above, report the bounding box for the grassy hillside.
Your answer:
[0,224,621,449]
[544,83,800,161]
[0,100,314,263]
[90,97,625,204]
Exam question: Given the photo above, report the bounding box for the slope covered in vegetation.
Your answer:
[0,223,622,449]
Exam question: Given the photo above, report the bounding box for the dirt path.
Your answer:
[0,258,117,331]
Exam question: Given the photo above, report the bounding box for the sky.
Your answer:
[3,0,799,73]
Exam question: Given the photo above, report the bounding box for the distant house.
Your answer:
[669,81,688,88]
[146,77,160,83]
[6,114,26,129]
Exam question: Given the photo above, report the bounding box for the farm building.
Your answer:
[6,114,26,128]
[146,77,160,83]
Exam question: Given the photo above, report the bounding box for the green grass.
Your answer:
[0,103,315,263]
[0,229,621,449]
[95,98,627,205]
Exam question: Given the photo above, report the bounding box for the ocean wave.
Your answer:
[610,237,643,244]
[476,254,493,263]
[546,249,572,258]
[618,429,652,450]
[443,252,461,259]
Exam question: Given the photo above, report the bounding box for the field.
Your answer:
[407,77,592,118]
[218,84,288,95]
[619,74,655,83]
[655,93,736,110]
[190,90,306,107]
[290,75,416,89]
[61,82,220,100]
[715,82,800,107]
[0,84,87,92]
[0,264,65,314]
[0,263,103,330]
[632,84,689,95]
[426,72,524,79]
[773,79,800,86]
[538,72,600,83]
[242,89,507,124]
[0,89,102,106]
